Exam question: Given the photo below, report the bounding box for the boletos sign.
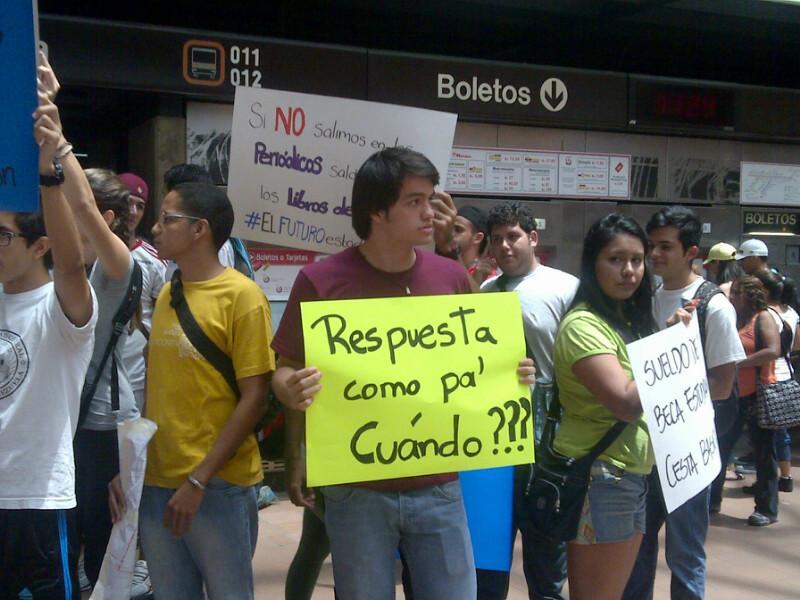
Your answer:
[227,86,457,253]
[627,318,720,513]
[301,293,533,487]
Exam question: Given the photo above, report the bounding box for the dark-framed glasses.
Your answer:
[158,211,204,225]
[0,231,26,247]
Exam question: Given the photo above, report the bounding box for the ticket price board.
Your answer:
[446,146,630,199]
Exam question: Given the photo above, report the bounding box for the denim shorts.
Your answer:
[573,460,647,545]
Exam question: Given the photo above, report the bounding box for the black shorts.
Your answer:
[0,508,79,600]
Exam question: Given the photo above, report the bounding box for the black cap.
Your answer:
[457,205,488,236]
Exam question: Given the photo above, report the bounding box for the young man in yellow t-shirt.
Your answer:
[117,182,274,598]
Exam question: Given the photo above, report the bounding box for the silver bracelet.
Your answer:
[187,476,206,491]
[54,142,73,159]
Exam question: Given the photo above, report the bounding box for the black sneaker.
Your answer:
[779,477,794,493]
[747,511,777,526]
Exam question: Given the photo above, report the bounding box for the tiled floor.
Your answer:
[253,465,799,599]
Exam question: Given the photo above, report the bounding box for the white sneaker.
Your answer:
[131,560,153,599]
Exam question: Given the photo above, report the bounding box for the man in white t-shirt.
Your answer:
[0,95,97,597]
[624,206,744,600]
[478,202,578,600]
[119,172,167,412]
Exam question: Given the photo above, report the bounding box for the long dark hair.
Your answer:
[781,275,800,312]
[84,168,131,246]
[752,269,783,305]
[714,259,743,285]
[570,213,657,341]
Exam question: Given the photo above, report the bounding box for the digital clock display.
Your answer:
[633,82,735,128]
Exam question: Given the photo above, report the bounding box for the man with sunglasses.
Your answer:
[116,182,275,598]
[0,94,97,597]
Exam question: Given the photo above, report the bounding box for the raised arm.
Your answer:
[38,58,130,281]
[34,94,92,327]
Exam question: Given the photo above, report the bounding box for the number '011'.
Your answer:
[230,46,260,67]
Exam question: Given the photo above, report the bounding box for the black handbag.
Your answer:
[754,312,800,429]
[523,383,627,542]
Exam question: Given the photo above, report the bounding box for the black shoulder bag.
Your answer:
[169,270,240,397]
[753,311,800,429]
[77,261,143,429]
[523,383,627,542]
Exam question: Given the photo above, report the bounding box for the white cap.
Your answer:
[736,239,769,260]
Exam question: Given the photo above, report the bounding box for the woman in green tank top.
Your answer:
[553,214,658,600]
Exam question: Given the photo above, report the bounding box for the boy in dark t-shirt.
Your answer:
[272,147,534,599]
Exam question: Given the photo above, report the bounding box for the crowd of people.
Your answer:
[1,57,796,600]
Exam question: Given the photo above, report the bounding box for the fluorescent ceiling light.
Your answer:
[744,231,796,236]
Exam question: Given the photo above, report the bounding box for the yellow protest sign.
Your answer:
[301,293,534,487]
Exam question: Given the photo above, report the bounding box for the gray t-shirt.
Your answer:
[482,265,579,380]
[82,256,139,430]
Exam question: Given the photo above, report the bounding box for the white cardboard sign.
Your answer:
[627,319,720,513]
[227,87,458,254]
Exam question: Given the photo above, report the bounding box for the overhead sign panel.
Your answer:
[742,209,800,235]
[39,17,367,100]
[367,51,628,128]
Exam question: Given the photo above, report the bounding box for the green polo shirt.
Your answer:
[552,304,654,475]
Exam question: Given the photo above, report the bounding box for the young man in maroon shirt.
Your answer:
[272,147,533,599]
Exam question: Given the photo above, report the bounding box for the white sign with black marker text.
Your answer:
[627,318,720,513]
[227,86,458,254]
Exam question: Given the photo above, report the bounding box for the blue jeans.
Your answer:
[774,428,792,462]
[322,480,476,600]
[575,461,647,544]
[622,468,709,600]
[140,480,259,600]
[709,397,740,507]
[748,411,779,518]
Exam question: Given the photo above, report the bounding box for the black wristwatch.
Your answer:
[39,159,65,187]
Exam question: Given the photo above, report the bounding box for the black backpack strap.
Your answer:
[766,306,794,376]
[78,261,143,428]
[753,310,777,383]
[169,269,240,397]
[691,280,722,351]
[495,274,510,292]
